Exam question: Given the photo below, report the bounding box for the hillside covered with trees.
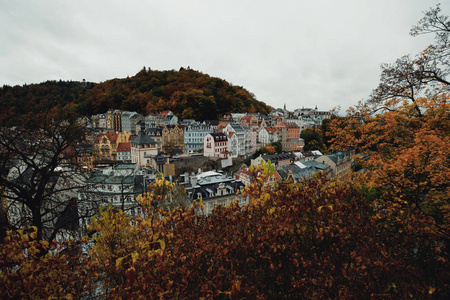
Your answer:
[0,67,272,122]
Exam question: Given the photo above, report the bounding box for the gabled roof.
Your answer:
[98,131,118,143]
[204,120,219,126]
[240,116,257,123]
[116,142,131,152]
[265,127,278,134]
[186,177,245,201]
[160,110,171,117]
[147,127,162,135]
[301,150,315,157]
[311,150,323,156]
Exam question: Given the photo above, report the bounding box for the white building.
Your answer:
[222,123,247,157]
[78,163,145,233]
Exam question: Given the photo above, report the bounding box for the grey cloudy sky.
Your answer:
[0,0,445,113]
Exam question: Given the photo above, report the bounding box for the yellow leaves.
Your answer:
[116,257,125,269]
[267,207,276,215]
[200,197,204,212]
[317,205,333,213]
[158,239,166,251]
[428,287,436,295]
[131,252,139,265]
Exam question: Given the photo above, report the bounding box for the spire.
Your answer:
[284,103,286,111]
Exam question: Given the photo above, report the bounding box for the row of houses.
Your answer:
[234,150,354,188]
[87,107,328,160]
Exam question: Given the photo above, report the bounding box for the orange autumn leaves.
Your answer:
[3,172,448,298]
[1,95,449,298]
[328,96,450,228]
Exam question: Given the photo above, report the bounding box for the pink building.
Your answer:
[203,133,231,159]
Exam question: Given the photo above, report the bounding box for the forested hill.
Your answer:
[0,68,272,121]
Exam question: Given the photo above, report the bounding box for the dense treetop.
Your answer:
[0,67,272,122]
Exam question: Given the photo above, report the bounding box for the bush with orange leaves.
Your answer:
[85,173,448,299]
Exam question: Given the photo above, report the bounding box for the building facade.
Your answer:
[184,122,214,153]
[203,133,231,159]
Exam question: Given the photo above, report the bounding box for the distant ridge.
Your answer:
[0,67,272,121]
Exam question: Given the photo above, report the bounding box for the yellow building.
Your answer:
[162,125,185,154]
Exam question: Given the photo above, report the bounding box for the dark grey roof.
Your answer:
[131,133,156,145]
[230,123,245,131]
[303,161,330,170]
[280,164,317,180]
[325,154,340,164]
[277,169,288,179]
[262,153,293,164]
[186,178,244,201]
[146,128,162,136]
[204,120,219,126]
[210,133,228,142]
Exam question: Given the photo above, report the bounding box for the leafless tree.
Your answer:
[369,4,450,115]
[0,112,98,250]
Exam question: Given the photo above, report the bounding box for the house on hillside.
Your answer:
[251,153,293,167]
[315,151,354,178]
[222,123,247,157]
[258,127,279,146]
[131,132,158,168]
[95,131,118,161]
[185,171,246,215]
[184,122,214,153]
[116,142,131,163]
[78,163,144,233]
[203,133,231,159]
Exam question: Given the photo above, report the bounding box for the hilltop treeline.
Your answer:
[0,67,272,122]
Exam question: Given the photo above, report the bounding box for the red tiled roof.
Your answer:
[266,127,278,134]
[282,122,299,128]
[240,116,255,123]
[97,131,118,142]
[116,142,131,152]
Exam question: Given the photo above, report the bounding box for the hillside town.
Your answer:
[1,3,448,297]
[3,104,351,242]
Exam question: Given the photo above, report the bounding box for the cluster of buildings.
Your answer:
[80,106,330,172]
[3,105,346,243]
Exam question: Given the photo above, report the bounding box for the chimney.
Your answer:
[190,175,197,186]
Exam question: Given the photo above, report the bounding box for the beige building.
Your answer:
[314,151,354,178]
[131,133,158,168]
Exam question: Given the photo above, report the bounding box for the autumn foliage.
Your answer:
[0,228,92,299]
[2,170,448,299]
[328,96,450,233]
[2,6,450,298]
[0,68,272,122]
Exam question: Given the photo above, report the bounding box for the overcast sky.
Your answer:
[0,0,445,113]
